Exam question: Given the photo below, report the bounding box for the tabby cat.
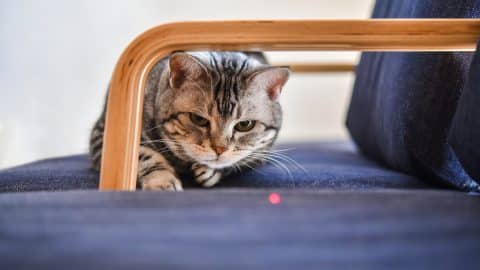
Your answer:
[90,52,290,190]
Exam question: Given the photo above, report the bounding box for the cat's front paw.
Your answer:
[141,170,183,191]
[192,163,222,188]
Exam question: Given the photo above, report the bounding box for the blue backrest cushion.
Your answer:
[449,41,480,182]
[346,0,480,191]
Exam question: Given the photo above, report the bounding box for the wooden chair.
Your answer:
[99,19,480,191]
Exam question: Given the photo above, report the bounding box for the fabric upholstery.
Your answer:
[346,0,480,191]
[0,154,99,192]
[1,189,479,270]
[220,142,426,189]
[0,141,429,192]
[449,41,480,181]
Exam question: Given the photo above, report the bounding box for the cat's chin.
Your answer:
[201,160,234,169]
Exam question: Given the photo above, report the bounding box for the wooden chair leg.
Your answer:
[99,19,480,191]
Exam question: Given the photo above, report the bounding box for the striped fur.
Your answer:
[90,51,289,190]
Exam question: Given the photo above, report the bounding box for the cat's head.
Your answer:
[158,52,289,169]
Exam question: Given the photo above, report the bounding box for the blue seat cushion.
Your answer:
[346,0,480,191]
[0,141,429,192]
[1,189,479,269]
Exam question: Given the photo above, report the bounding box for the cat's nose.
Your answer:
[213,146,227,156]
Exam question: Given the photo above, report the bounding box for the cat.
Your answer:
[89,51,290,191]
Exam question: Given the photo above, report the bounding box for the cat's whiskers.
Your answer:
[254,153,291,171]
[235,148,304,172]
[235,157,264,175]
[247,147,303,169]
[243,152,290,178]
[142,124,163,133]
[253,150,307,174]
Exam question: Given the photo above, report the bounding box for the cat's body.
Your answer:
[90,52,289,190]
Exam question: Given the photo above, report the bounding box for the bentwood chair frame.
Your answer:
[99,19,480,191]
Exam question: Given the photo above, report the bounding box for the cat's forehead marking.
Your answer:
[208,52,252,118]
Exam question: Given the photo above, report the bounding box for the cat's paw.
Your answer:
[141,170,183,191]
[192,163,222,188]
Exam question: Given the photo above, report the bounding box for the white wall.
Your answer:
[0,0,374,168]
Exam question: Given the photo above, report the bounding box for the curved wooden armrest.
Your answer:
[100,19,480,191]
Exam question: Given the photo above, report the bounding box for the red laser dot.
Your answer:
[269,193,281,205]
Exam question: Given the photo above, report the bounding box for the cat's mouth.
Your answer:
[180,144,249,169]
[201,159,235,169]
[199,154,248,169]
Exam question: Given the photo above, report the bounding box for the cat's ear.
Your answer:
[168,52,209,89]
[248,66,290,100]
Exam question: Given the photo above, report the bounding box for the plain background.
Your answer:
[0,0,374,168]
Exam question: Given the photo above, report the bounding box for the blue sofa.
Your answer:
[1,1,479,269]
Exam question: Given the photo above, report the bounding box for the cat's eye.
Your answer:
[189,113,209,127]
[234,120,256,132]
